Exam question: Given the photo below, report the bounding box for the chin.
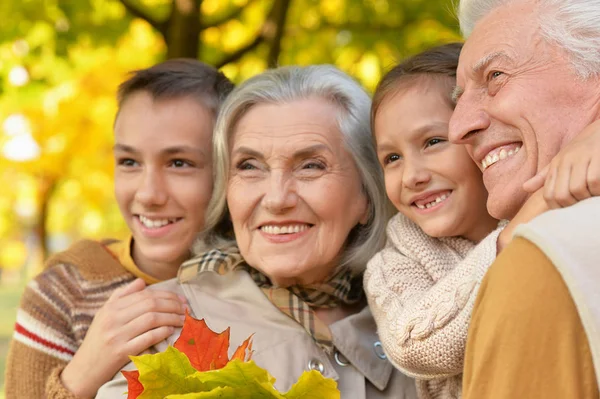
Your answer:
[422,225,452,239]
[486,194,525,220]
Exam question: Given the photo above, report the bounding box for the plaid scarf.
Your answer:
[178,246,364,354]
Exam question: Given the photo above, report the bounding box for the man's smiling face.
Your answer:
[449,0,600,219]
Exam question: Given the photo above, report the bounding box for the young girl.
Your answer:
[5,60,234,398]
[364,43,499,399]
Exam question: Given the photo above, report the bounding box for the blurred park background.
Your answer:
[0,0,459,395]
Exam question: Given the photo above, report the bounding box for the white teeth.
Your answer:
[139,215,173,229]
[482,146,522,171]
[261,224,309,235]
[416,193,450,210]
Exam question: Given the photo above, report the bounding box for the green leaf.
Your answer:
[165,386,240,398]
[188,360,281,396]
[283,370,340,399]
[132,346,207,399]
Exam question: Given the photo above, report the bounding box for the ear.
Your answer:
[358,198,370,225]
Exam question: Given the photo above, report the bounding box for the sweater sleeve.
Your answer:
[365,215,504,379]
[4,268,80,399]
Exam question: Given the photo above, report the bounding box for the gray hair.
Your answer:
[194,65,389,274]
[458,0,600,78]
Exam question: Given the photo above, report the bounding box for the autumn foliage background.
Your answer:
[0,0,459,395]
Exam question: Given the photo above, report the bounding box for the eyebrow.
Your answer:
[113,144,206,157]
[376,121,448,153]
[472,51,511,75]
[232,143,332,159]
[451,85,464,104]
[452,51,512,104]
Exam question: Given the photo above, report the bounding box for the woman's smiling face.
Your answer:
[375,80,497,242]
[227,98,368,286]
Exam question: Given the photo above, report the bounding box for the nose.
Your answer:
[134,167,168,207]
[449,90,491,144]
[402,157,431,190]
[262,170,297,214]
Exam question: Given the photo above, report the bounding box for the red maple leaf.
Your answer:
[174,311,254,372]
[122,370,143,399]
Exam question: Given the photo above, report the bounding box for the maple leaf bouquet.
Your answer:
[122,312,340,398]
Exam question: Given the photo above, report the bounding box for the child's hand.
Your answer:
[60,278,187,398]
[523,119,600,208]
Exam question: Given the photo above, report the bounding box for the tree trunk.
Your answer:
[35,176,57,262]
[266,0,292,68]
[165,0,202,59]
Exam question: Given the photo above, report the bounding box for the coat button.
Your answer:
[374,341,387,359]
[308,358,324,373]
[334,350,350,367]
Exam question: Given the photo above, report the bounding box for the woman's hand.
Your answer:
[523,119,600,208]
[60,278,187,398]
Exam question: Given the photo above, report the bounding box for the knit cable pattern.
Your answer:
[365,213,505,398]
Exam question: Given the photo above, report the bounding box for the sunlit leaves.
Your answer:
[0,0,460,269]
[125,314,338,399]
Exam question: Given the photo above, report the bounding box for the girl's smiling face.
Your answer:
[374,78,497,242]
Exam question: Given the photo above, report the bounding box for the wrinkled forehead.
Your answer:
[457,1,540,85]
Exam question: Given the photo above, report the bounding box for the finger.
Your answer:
[553,161,578,207]
[107,278,146,303]
[124,311,185,339]
[587,157,600,196]
[111,289,188,311]
[124,325,178,359]
[569,158,592,201]
[523,164,549,193]
[95,296,187,341]
[543,163,560,209]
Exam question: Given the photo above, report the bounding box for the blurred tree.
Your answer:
[0,0,460,271]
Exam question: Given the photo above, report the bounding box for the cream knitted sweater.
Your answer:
[364,213,505,399]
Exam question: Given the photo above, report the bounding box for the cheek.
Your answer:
[226,180,254,228]
[113,180,132,210]
[384,171,402,206]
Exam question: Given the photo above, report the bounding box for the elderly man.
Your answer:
[450,0,600,398]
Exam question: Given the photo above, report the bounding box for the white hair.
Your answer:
[194,65,389,274]
[458,0,600,78]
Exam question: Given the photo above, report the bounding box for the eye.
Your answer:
[488,70,504,80]
[236,160,257,170]
[170,159,193,168]
[425,138,445,148]
[383,153,402,165]
[117,158,138,167]
[302,161,325,170]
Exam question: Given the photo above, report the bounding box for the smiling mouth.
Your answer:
[136,215,181,229]
[413,191,452,210]
[259,224,313,235]
[481,144,522,171]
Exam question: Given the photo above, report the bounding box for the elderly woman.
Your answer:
[96,65,417,398]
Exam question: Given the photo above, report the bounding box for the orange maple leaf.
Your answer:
[174,311,254,372]
[121,369,143,399]
[231,334,254,362]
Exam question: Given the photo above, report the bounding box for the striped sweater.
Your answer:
[4,239,140,399]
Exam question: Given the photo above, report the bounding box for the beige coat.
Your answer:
[96,269,417,398]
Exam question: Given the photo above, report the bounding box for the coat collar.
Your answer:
[330,306,394,391]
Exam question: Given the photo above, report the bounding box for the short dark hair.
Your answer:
[371,42,463,131]
[117,58,234,117]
